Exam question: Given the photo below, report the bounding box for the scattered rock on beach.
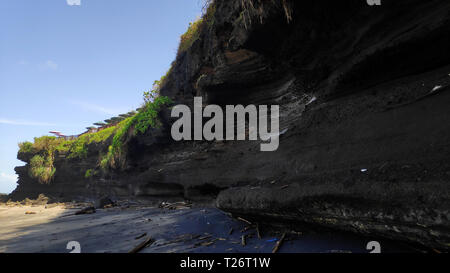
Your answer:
[74,206,96,215]
[95,196,116,209]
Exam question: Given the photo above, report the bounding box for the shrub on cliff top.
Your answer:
[63,125,118,159]
[18,141,34,154]
[66,138,88,159]
[33,136,63,155]
[18,122,125,183]
[19,137,61,184]
[178,17,204,54]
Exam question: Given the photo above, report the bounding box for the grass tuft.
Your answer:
[177,0,216,55]
[101,96,172,170]
[29,154,55,184]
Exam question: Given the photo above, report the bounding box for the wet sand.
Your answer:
[0,204,419,253]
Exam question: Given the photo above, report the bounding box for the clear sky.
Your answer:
[0,0,204,193]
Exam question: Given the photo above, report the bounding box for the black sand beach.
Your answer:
[0,204,420,253]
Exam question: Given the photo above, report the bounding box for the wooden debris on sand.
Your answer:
[256,223,262,239]
[272,232,286,253]
[193,236,217,248]
[129,237,155,253]
[134,233,147,240]
[228,227,234,235]
[60,206,96,218]
[158,201,192,210]
[237,217,252,225]
[241,235,247,246]
[200,241,215,247]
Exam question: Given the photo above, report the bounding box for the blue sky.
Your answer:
[0,0,203,193]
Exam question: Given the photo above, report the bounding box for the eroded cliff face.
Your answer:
[10,0,450,249]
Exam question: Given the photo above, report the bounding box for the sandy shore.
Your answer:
[0,205,68,243]
[0,204,420,253]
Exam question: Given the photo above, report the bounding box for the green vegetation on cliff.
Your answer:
[15,0,219,183]
[101,95,172,170]
[29,154,55,184]
[18,95,172,183]
[177,1,216,55]
[85,169,97,178]
[18,136,61,184]
[178,18,204,53]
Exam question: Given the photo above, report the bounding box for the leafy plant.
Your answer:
[32,136,63,155]
[29,154,55,184]
[100,117,134,171]
[100,96,172,170]
[66,138,88,159]
[18,141,34,154]
[134,96,172,134]
[85,169,96,178]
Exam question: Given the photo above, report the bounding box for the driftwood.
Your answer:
[241,235,247,246]
[129,237,154,253]
[134,233,147,240]
[228,227,234,235]
[198,235,212,240]
[256,223,262,239]
[432,248,442,254]
[60,206,96,218]
[272,232,286,253]
[200,241,215,247]
[237,217,252,225]
[158,201,192,210]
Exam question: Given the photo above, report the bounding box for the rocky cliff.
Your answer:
[10,0,450,250]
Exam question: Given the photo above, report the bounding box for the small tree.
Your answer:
[143,87,160,104]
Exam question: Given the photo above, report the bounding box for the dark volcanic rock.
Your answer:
[9,0,450,249]
[0,193,7,203]
[95,196,116,209]
[75,206,96,215]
